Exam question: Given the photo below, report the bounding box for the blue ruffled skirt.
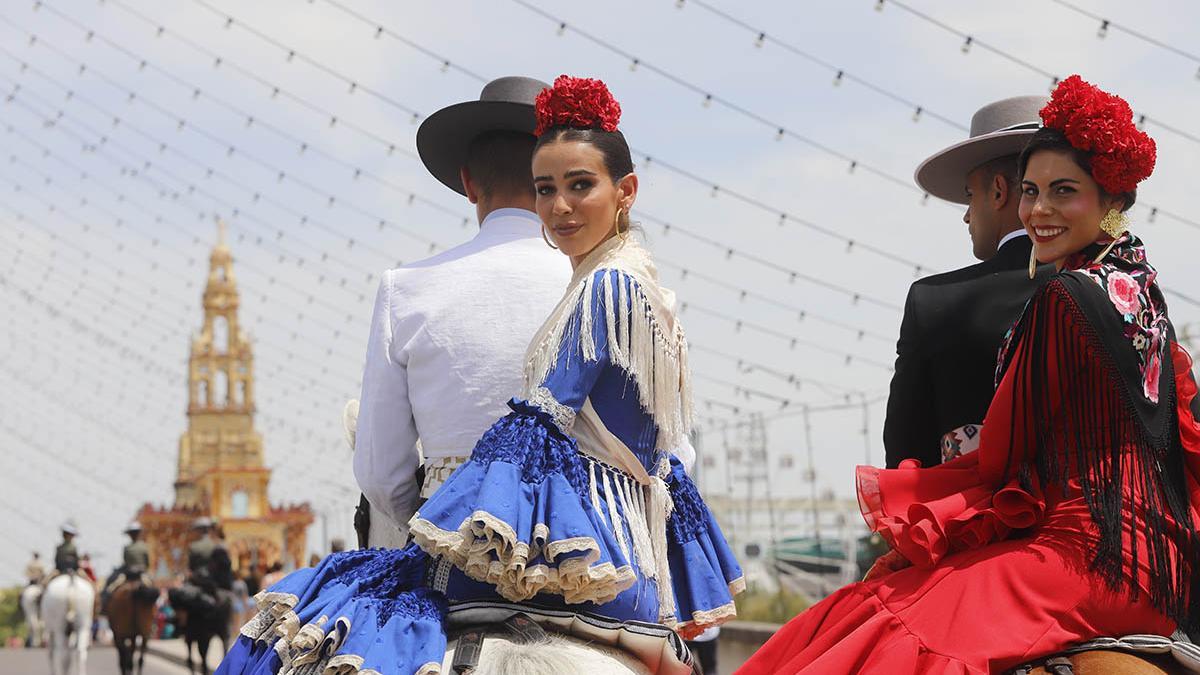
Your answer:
[410,402,743,637]
[217,403,743,675]
[215,547,446,675]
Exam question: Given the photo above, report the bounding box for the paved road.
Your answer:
[0,645,192,675]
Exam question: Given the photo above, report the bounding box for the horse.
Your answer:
[440,632,649,674]
[1010,633,1200,674]
[20,583,44,647]
[1019,651,1180,674]
[106,581,159,675]
[41,573,95,675]
[169,586,232,675]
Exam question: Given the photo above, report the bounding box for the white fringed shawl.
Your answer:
[520,234,693,625]
[521,235,694,453]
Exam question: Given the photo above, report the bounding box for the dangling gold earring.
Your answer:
[1028,244,1038,280]
[1099,208,1128,239]
[541,224,558,250]
[1092,208,1127,263]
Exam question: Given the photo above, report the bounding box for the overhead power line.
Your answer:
[877,0,1200,146]
[1047,0,1200,70]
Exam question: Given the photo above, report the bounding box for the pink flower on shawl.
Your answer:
[1107,270,1140,316]
[1144,352,1162,402]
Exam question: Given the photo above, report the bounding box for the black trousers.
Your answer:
[686,639,718,674]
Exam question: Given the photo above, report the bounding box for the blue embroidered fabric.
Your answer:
[468,401,589,495]
[666,456,712,544]
[214,268,744,675]
[215,547,448,675]
[540,270,661,468]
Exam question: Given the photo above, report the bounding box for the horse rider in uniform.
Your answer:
[24,551,45,586]
[186,517,233,594]
[188,517,216,583]
[52,521,80,579]
[101,522,152,612]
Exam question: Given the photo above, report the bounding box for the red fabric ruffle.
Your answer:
[857,452,1044,569]
[735,585,983,674]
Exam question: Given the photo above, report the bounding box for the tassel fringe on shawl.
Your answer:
[521,236,694,451]
[519,235,692,626]
[999,278,1200,631]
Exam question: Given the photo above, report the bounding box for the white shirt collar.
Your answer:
[998,230,1028,249]
[481,208,541,230]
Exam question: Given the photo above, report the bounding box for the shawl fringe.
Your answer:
[1002,280,1199,630]
[522,237,693,450]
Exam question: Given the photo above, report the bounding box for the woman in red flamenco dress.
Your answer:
[740,76,1200,674]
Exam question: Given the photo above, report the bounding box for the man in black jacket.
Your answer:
[884,96,1051,469]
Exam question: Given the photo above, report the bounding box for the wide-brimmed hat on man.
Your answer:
[416,76,549,196]
[915,96,1046,205]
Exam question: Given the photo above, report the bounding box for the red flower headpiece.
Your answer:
[533,75,622,137]
[1040,75,1156,194]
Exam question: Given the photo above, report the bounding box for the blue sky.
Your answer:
[2,0,1199,580]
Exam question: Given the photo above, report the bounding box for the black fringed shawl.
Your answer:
[996,234,1200,630]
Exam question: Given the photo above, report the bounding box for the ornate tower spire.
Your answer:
[139,219,311,579]
[193,219,251,413]
[176,221,262,506]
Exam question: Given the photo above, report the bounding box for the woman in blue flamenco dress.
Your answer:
[216,75,743,675]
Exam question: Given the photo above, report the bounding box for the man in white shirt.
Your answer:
[352,77,571,547]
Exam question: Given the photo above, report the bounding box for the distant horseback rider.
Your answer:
[170,517,233,620]
[187,517,216,583]
[122,524,151,576]
[53,521,80,576]
[101,522,152,612]
[24,551,45,586]
[186,517,233,596]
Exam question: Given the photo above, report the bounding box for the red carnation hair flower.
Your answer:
[1040,75,1156,194]
[533,75,622,137]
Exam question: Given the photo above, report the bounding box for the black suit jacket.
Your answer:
[883,235,1052,469]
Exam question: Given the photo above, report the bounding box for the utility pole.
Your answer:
[732,413,775,545]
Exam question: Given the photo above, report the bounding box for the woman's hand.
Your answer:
[863,549,911,582]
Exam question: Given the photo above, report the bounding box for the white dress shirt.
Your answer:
[353,208,572,541]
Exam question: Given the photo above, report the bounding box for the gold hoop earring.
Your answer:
[614,207,628,239]
[541,224,558,250]
[1028,244,1038,280]
[1099,208,1128,240]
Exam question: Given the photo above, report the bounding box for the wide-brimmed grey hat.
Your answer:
[61,520,79,536]
[192,517,214,529]
[915,96,1046,205]
[417,76,549,196]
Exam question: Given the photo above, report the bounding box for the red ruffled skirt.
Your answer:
[738,341,1200,674]
[738,498,1172,673]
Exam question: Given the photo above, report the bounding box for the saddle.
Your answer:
[169,582,222,615]
[1010,635,1200,674]
[101,571,156,611]
[444,600,699,675]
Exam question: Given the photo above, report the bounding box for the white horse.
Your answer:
[20,583,44,647]
[41,573,95,675]
[441,633,648,675]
